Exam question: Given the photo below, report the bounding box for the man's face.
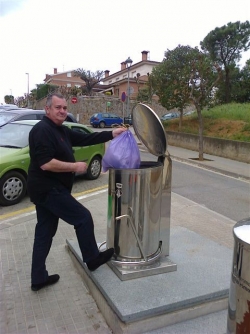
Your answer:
[45,96,68,125]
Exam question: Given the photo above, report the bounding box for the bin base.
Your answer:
[108,255,177,281]
[66,225,231,333]
[99,242,177,280]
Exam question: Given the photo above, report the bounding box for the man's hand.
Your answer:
[74,162,88,173]
[112,127,127,138]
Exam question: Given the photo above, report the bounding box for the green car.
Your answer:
[0,120,105,206]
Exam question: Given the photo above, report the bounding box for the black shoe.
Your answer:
[31,274,60,291]
[87,248,114,271]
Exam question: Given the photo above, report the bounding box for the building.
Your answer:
[43,50,160,99]
[101,50,160,100]
[43,68,84,88]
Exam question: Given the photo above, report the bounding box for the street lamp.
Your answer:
[25,73,29,107]
[125,56,133,118]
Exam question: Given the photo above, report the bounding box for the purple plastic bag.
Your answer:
[102,130,141,172]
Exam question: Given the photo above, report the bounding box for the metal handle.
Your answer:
[115,214,147,261]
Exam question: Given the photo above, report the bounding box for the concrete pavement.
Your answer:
[0,142,249,334]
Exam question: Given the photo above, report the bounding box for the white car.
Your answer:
[160,112,179,121]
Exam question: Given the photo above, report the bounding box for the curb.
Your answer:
[171,155,250,182]
[137,143,250,182]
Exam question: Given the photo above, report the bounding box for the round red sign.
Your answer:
[71,97,78,104]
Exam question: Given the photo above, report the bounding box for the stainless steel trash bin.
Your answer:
[227,217,250,333]
[105,103,177,280]
[107,162,163,262]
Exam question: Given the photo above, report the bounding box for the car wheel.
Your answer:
[86,156,102,180]
[0,171,27,206]
[99,121,105,128]
[92,125,97,128]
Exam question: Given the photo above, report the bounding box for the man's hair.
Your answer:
[46,93,65,107]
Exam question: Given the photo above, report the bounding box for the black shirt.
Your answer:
[27,117,113,203]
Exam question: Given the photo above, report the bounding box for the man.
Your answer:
[27,93,126,291]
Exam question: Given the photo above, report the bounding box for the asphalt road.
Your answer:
[139,150,250,222]
[171,160,250,222]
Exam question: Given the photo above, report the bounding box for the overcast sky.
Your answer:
[0,0,250,103]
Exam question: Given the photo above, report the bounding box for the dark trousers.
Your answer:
[31,187,99,285]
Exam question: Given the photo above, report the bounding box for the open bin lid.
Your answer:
[132,103,167,157]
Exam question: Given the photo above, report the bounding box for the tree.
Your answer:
[188,48,222,160]
[4,95,14,104]
[151,45,222,160]
[240,59,250,102]
[200,21,250,103]
[212,58,250,104]
[151,45,192,130]
[136,86,151,103]
[73,69,104,95]
[35,84,58,100]
[231,59,250,102]
[14,95,27,108]
[57,86,82,101]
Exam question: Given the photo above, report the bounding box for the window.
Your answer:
[36,114,45,120]
[0,113,16,125]
[67,83,72,87]
[19,114,38,120]
[67,72,72,77]
[71,126,89,134]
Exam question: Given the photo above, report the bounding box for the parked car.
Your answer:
[160,112,179,121]
[184,110,195,116]
[124,114,133,125]
[90,112,123,128]
[0,109,77,127]
[0,104,19,111]
[0,120,105,206]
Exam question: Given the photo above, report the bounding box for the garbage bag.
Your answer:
[102,130,140,172]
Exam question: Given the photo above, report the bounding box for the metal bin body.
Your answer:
[106,162,163,261]
[227,218,250,333]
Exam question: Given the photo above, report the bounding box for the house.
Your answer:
[44,68,84,88]
[100,50,160,100]
[43,50,160,99]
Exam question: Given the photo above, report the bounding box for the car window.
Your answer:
[65,115,75,122]
[0,123,32,147]
[18,114,39,121]
[71,126,89,134]
[110,114,118,118]
[102,113,109,118]
[0,113,15,126]
[66,113,77,122]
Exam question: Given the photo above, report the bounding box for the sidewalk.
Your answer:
[167,144,250,181]
[0,143,249,334]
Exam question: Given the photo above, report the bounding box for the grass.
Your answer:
[162,103,250,142]
[202,103,250,122]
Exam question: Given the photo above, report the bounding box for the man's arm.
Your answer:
[69,127,127,146]
[41,159,88,173]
